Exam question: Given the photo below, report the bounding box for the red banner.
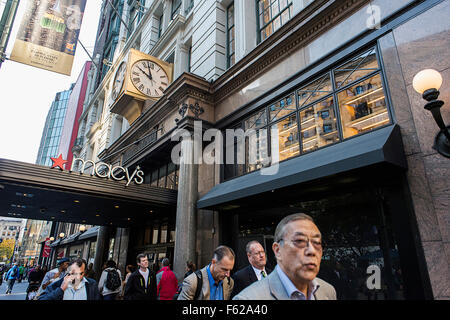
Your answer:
[42,238,52,258]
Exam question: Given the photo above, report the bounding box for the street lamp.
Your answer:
[413,69,450,157]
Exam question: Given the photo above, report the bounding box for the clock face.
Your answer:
[130,59,169,98]
[112,62,127,100]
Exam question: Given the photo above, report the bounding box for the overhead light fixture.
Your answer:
[96,214,100,217]
[60,210,66,213]
[49,237,55,241]
[79,225,86,232]
[115,205,119,209]
[59,232,65,238]
[74,200,80,203]
[413,69,450,157]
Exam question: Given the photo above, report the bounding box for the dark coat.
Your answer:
[123,269,157,300]
[231,265,272,298]
[38,277,101,300]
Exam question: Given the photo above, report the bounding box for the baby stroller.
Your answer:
[26,281,40,300]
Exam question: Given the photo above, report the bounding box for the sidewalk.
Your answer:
[0,280,28,300]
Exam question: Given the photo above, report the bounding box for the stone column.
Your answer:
[173,133,199,281]
[93,226,110,280]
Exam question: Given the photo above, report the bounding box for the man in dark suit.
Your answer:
[231,240,271,298]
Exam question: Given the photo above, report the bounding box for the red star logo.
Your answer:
[50,154,68,170]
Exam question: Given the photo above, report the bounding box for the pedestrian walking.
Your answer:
[37,257,70,296]
[184,261,196,279]
[5,263,20,294]
[85,263,96,280]
[121,265,135,298]
[156,258,178,300]
[26,265,44,300]
[38,258,101,300]
[123,254,157,300]
[18,264,24,283]
[98,260,122,300]
[233,213,336,300]
[178,246,235,300]
[231,240,272,298]
[0,265,5,287]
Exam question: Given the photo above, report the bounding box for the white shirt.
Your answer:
[139,268,149,287]
[98,268,122,295]
[63,278,88,300]
[251,266,267,281]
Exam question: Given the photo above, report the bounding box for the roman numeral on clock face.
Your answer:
[133,78,140,83]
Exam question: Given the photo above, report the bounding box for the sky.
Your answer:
[0,0,102,164]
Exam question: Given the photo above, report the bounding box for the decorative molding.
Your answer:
[213,0,368,104]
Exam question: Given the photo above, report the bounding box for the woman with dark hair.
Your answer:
[98,260,122,300]
[121,264,135,298]
[184,261,196,279]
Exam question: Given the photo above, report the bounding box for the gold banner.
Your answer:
[10,0,87,76]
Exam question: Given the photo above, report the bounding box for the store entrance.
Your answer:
[222,178,428,300]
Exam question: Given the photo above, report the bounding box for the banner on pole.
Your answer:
[42,237,52,258]
[10,0,87,75]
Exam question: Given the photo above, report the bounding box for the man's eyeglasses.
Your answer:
[279,236,323,250]
[69,272,84,276]
[251,251,266,256]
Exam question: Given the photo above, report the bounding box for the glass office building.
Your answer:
[35,85,74,166]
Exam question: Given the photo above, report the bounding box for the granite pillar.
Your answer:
[173,134,199,281]
[93,226,110,281]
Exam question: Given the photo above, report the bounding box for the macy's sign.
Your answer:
[69,158,144,186]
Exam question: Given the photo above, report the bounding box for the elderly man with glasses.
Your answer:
[233,213,336,300]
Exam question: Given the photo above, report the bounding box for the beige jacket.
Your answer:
[178,266,234,300]
[233,267,336,300]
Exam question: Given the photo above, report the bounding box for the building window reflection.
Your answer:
[257,0,293,42]
[223,46,391,181]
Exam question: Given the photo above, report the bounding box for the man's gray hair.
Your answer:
[245,240,262,254]
[274,213,315,243]
[212,245,235,262]
[161,258,170,267]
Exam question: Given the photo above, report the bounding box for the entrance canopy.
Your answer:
[198,124,407,210]
[0,159,177,227]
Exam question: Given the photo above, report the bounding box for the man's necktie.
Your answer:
[261,270,266,278]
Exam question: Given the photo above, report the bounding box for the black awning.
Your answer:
[78,226,99,240]
[50,239,61,247]
[198,124,406,209]
[60,232,81,245]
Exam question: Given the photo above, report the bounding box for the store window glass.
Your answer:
[160,224,168,244]
[245,109,267,130]
[144,226,152,245]
[297,73,333,109]
[166,163,178,190]
[223,46,391,180]
[245,128,268,173]
[334,48,379,88]
[150,169,158,187]
[338,73,389,139]
[158,166,167,188]
[269,93,296,122]
[152,223,159,244]
[271,113,299,161]
[300,96,339,153]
